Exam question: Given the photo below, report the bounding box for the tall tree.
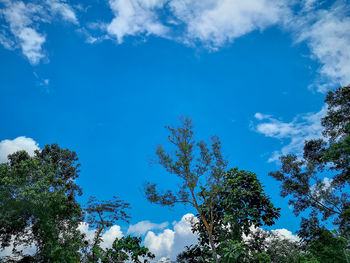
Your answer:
[0,144,84,262]
[144,117,227,263]
[269,85,350,241]
[178,169,280,262]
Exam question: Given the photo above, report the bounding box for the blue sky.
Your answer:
[1,0,349,260]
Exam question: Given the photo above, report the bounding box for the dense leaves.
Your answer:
[0,144,84,262]
[181,169,280,262]
[194,169,280,245]
[97,236,155,263]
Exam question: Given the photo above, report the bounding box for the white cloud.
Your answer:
[144,213,198,260]
[100,225,124,249]
[99,0,349,90]
[17,27,46,64]
[253,106,327,162]
[144,229,175,257]
[103,0,290,48]
[78,223,123,249]
[106,0,168,43]
[271,228,300,242]
[0,239,36,259]
[169,0,290,49]
[127,220,168,236]
[0,0,78,64]
[45,0,78,25]
[244,225,300,245]
[1,1,46,64]
[78,222,96,242]
[79,214,197,260]
[293,1,350,91]
[254,112,271,120]
[0,136,40,163]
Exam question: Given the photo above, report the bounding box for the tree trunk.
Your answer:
[208,232,219,263]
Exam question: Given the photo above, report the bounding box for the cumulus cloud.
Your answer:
[144,229,175,257]
[79,214,197,260]
[0,136,40,163]
[127,220,168,236]
[271,228,300,242]
[253,106,327,162]
[144,213,198,260]
[100,225,124,249]
[0,0,78,64]
[0,239,36,259]
[78,223,123,249]
[244,225,300,245]
[106,0,169,43]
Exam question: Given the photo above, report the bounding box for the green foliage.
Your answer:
[193,169,280,247]
[307,229,349,263]
[93,236,155,263]
[178,168,279,262]
[245,227,304,263]
[253,253,271,263]
[269,85,350,241]
[294,254,319,263]
[176,245,212,263]
[220,240,247,263]
[144,117,228,262]
[0,144,84,262]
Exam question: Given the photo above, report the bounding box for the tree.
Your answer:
[83,197,154,263]
[306,228,349,263]
[245,227,322,263]
[144,117,227,263]
[179,169,280,262]
[84,196,131,262]
[269,85,350,239]
[100,236,155,263]
[0,144,84,262]
[176,244,212,263]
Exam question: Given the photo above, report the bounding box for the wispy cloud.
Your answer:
[291,1,350,92]
[106,0,169,44]
[1,0,349,89]
[98,0,350,90]
[253,106,327,162]
[0,0,78,65]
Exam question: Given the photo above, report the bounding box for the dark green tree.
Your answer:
[176,245,212,263]
[144,117,227,263]
[0,144,84,262]
[177,169,280,262]
[307,228,349,263]
[269,85,350,240]
[100,236,155,263]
